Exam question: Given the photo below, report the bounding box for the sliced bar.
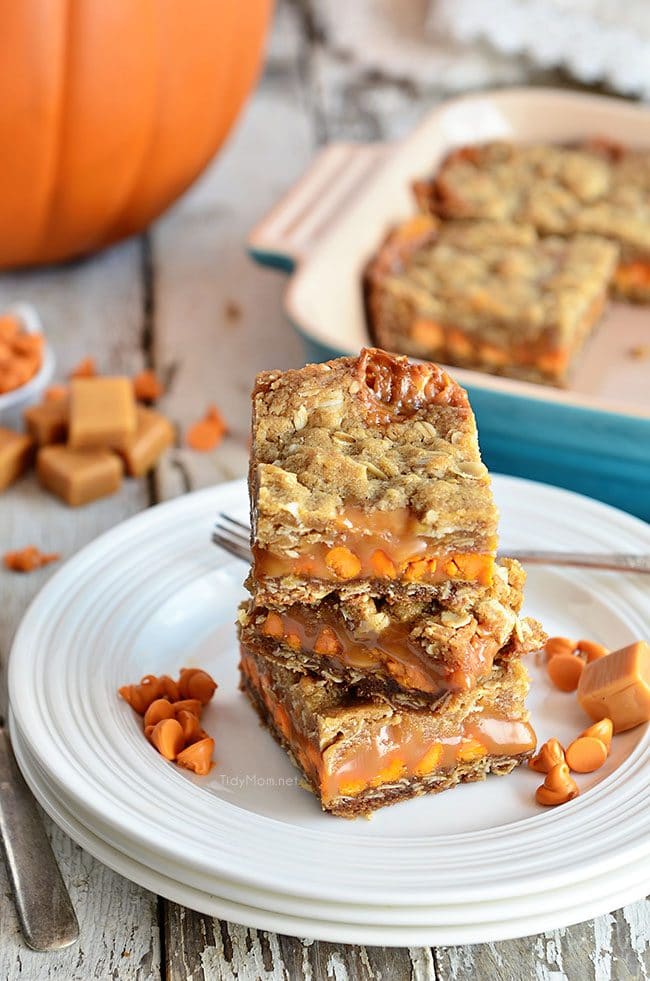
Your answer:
[239,557,546,708]
[250,347,498,604]
[413,139,650,303]
[239,646,536,817]
[364,217,617,386]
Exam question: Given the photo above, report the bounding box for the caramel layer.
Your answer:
[614,260,650,291]
[240,650,536,806]
[254,507,494,585]
[260,607,497,694]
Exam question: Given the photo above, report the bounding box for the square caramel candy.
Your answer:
[0,427,34,491]
[578,641,650,733]
[119,407,174,477]
[68,377,136,451]
[24,398,69,446]
[37,445,122,507]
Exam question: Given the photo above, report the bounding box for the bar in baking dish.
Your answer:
[249,347,498,605]
[239,645,536,817]
[364,216,618,386]
[414,139,650,302]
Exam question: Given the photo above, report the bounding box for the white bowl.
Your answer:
[0,303,55,430]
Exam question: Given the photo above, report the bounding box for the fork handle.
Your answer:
[499,551,650,573]
[0,729,79,950]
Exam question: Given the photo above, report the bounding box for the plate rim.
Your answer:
[8,475,650,907]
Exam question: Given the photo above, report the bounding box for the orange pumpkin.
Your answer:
[0,0,273,268]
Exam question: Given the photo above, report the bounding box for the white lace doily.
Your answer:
[432,0,650,98]
[318,0,529,91]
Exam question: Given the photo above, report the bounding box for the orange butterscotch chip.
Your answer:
[565,736,608,774]
[178,668,217,705]
[535,763,579,807]
[577,641,650,733]
[458,738,486,763]
[338,777,366,797]
[414,743,443,776]
[314,626,342,656]
[576,639,609,662]
[325,546,361,579]
[186,405,227,452]
[528,738,565,773]
[44,384,68,403]
[370,549,396,578]
[150,718,185,760]
[544,636,575,659]
[176,737,214,776]
[411,319,444,348]
[3,546,60,573]
[176,709,204,745]
[547,652,584,692]
[580,718,613,751]
[370,758,406,787]
[69,356,96,379]
[261,612,283,638]
[143,698,175,729]
[133,369,164,402]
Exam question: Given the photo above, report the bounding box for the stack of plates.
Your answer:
[9,477,650,945]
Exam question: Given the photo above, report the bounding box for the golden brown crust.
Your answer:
[250,349,498,579]
[364,218,617,386]
[416,140,650,266]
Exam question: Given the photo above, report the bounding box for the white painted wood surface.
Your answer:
[0,2,647,978]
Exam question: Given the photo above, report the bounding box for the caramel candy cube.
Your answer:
[68,377,136,450]
[0,427,33,490]
[24,399,69,446]
[37,445,122,507]
[119,407,174,477]
[578,641,650,733]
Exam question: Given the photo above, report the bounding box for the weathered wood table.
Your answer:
[1,4,648,978]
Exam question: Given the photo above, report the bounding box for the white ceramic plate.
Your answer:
[11,715,650,945]
[8,478,650,914]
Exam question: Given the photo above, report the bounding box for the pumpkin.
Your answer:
[0,0,273,268]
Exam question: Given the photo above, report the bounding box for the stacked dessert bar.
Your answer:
[238,348,544,816]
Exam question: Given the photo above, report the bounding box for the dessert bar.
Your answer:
[239,557,545,708]
[239,645,536,817]
[414,139,650,302]
[364,216,617,386]
[250,347,498,603]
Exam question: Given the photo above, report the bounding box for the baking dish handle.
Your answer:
[247,142,390,272]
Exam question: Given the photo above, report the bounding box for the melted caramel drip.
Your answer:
[240,649,536,806]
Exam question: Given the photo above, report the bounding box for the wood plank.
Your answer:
[0,239,161,978]
[434,902,650,980]
[163,905,436,981]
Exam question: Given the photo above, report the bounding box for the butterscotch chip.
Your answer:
[24,398,69,446]
[119,407,174,477]
[68,377,137,451]
[37,445,122,507]
[0,428,34,491]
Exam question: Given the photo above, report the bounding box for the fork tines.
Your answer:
[211,512,252,563]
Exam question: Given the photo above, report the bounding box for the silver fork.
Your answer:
[212,513,650,573]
